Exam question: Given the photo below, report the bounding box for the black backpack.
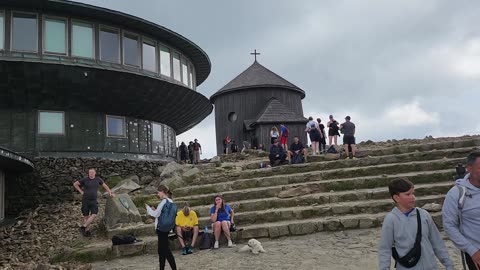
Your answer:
[200,232,214,250]
[392,209,422,268]
[112,233,136,245]
[327,145,338,154]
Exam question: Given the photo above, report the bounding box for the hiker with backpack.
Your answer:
[146,185,177,270]
[378,178,453,270]
[306,116,321,155]
[327,115,340,146]
[210,195,235,249]
[443,152,480,270]
[317,118,327,154]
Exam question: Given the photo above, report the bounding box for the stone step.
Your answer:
[173,169,454,207]
[174,158,462,197]
[193,194,445,228]
[179,181,454,217]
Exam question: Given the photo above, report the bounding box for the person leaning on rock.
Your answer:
[73,168,114,237]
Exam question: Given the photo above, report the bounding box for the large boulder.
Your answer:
[104,194,142,230]
[109,179,141,195]
[149,162,190,189]
[183,167,201,178]
[139,175,153,185]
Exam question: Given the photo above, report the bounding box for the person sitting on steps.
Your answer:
[210,195,235,249]
[287,136,308,164]
[175,206,199,255]
[269,138,287,166]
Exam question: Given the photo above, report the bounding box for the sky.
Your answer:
[81,0,480,158]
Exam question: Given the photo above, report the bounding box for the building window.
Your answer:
[106,115,126,137]
[100,27,120,63]
[189,64,194,89]
[172,52,181,81]
[142,39,156,72]
[123,32,139,67]
[181,58,189,86]
[152,123,163,142]
[38,111,65,135]
[159,46,171,77]
[44,17,67,54]
[0,12,4,50]
[228,112,238,122]
[11,12,38,52]
[72,21,94,58]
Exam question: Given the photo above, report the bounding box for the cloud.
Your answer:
[383,100,439,127]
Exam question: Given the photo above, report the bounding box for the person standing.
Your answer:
[327,115,340,146]
[73,168,114,237]
[443,152,480,270]
[187,141,194,164]
[317,118,327,154]
[192,139,202,165]
[306,116,320,155]
[146,185,177,270]
[179,142,188,164]
[223,136,231,154]
[340,116,356,159]
[270,126,280,145]
[231,140,238,153]
[280,124,289,151]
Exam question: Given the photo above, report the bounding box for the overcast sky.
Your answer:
[81,0,480,158]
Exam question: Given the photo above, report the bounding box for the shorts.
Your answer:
[343,135,356,145]
[280,136,287,145]
[181,230,193,240]
[81,199,99,216]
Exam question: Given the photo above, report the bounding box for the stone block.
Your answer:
[359,218,375,229]
[324,219,340,231]
[110,179,141,194]
[238,227,269,239]
[268,225,290,238]
[341,218,359,229]
[104,194,142,230]
[331,205,351,214]
[289,222,316,236]
[111,241,145,257]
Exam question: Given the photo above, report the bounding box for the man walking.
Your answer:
[339,116,356,159]
[193,139,202,164]
[73,168,114,236]
[443,152,480,270]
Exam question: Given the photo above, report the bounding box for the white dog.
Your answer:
[238,239,266,254]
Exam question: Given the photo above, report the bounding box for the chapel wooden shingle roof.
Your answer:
[249,98,307,126]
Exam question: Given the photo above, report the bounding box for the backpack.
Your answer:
[291,154,304,164]
[200,232,214,250]
[112,233,136,245]
[156,200,177,233]
[327,145,338,154]
[282,127,289,138]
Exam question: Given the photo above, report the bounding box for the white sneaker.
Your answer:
[214,241,219,249]
[227,239,235,247]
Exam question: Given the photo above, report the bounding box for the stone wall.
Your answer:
[5,157,167,217]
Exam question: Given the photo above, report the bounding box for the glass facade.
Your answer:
[12,13,37,52]
[0,13,4,50]
[100,27,120,63]
[182,58,189,86]
[72,21,94,58]
[173,52,181,81]
[142,39,156,72]
[4,10,197,89]
[123,33,139,66]
[39,111,64,134]
[44,17,66,54]
[160,46,171,77]
[152,123,163,142]
[106,115,126,137]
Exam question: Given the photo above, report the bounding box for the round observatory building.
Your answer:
[0,0,212,160]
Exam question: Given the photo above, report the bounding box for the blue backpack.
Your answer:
[156,200,177,233]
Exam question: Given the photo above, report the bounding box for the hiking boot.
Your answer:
[227,240,235,247]
[214,241,219,249]
[187,246,193,254]
[79,226,86,236]
[181,247,188,255]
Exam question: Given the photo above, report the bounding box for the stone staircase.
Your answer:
[62,137,480,262]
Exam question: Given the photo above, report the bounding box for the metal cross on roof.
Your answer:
[250,49,260,61]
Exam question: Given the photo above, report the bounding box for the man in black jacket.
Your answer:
[287,136,308,164]
[269,139,286,166]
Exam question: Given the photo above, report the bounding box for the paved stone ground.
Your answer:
[92,228,464,270]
